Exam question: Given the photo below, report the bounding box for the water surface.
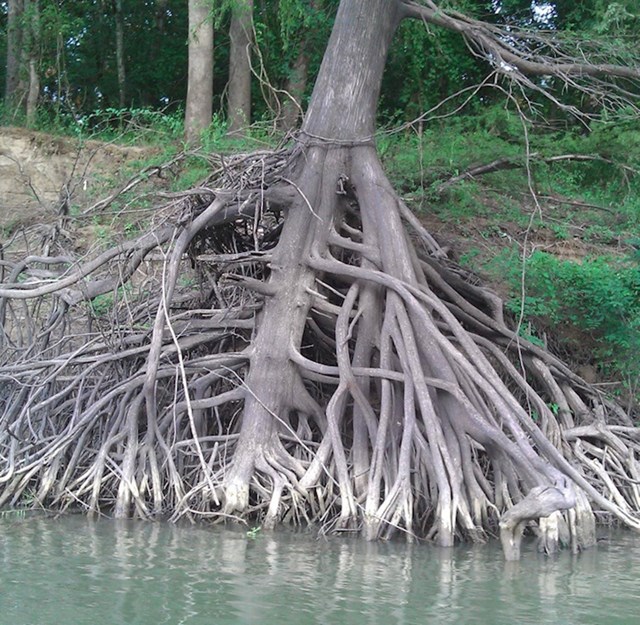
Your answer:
[1,515,638,625]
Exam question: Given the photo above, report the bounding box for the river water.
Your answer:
[0,515,638,625]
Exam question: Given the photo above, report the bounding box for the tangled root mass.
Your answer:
[1,141,640,560]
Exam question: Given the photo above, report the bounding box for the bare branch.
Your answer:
[436,152,638,193]
[401,1,640,114]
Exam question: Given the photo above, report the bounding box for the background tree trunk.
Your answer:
[155,0,169,33]
[23,0,40,127]
[5,0,25,116]
[227,0,253,134]
[278,0,318,132]
[184,0,214,144]
[279,46,309,132]
[114,0,127,109]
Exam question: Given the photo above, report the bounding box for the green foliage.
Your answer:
[171,158,210,193]
[381,104,640,227]
[89,292,114,317]
[380,17,490,123]
[594,2,639,35]
[506,251,640,380]
[81,107,185,143]
[200,115,280,153]
[4,104,186,146]
[0,5,7,92]
[88,284,136,319]
[380,105,525,201]
[277,0,330,48]
[253,0,337,118]
[2,0,635,135]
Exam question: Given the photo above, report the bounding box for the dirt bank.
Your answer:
[0,126,151,232]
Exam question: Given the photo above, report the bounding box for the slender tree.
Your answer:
[114,0,126,109]
[185,0,214,143]
[227,0,254,134]
[155,0,169,33]
[278,46,308,131]
[24,0,40,126]
[3,0,40,121]
[1,0,640,561]
[5,0,25,113]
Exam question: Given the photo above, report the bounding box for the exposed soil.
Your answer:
[0,126,153,233]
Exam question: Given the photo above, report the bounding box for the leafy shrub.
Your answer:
[506,250,640,380]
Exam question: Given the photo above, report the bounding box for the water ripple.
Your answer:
[1,517,639,625]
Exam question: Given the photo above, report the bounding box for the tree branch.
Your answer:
[401,1,640,112]
[436,152,638,193]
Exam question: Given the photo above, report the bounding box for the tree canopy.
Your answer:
[3,0,636,129]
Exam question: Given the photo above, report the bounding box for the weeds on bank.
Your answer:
[487,247,640,387]
[379,105,640,394]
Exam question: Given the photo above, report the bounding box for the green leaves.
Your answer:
[510,251,640,379]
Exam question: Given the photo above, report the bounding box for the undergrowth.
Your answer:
[499,249,640,383]
[380,105,640,393]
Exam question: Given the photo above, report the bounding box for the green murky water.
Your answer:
[1,516,638,625]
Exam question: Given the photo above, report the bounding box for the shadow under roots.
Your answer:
[1,142,640,560]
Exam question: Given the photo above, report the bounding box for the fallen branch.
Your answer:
[436,153,637,194]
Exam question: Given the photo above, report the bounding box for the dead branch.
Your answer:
[436,152,638,193]
[402,1,640,115]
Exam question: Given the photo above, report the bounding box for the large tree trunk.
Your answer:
[184,0,214,144]
[221,0,401,519]
[227,0,253,134]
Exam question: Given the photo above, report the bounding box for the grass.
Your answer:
[380,105,640,390]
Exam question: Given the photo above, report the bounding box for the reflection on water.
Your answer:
[0,515,639,625]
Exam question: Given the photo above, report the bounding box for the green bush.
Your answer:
[507,250,640,380]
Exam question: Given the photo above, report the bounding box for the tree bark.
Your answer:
[223,0,402,519]
[114,0,126,109]
[227,0,254,134]
[5,0,25,113]
[185,0,214,144]
[22,0,40,127]
[302,0,400,140]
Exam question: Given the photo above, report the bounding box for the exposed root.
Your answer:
[1,140,640,559]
